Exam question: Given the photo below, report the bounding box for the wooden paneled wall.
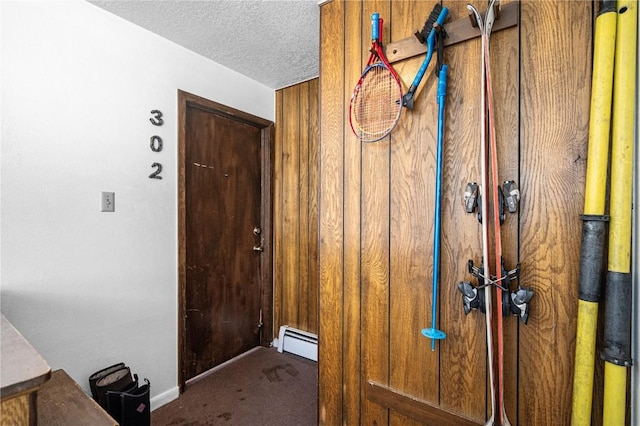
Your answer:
[319,1,597,425]
[274,78,320,337]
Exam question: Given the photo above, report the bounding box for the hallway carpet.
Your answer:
[151,347,317,426]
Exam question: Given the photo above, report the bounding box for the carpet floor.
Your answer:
[151,347,318,426]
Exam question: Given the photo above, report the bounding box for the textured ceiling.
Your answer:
[89,0,320,90]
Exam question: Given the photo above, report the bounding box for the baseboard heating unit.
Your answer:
[277,326,318,362]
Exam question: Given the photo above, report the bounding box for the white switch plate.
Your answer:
[101,191,115,212]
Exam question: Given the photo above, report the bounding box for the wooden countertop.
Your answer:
[38,369,118,426]
[1,314,51,399]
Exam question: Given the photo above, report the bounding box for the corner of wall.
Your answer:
[150,386,180,411]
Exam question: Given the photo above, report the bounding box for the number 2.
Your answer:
[149,162,163,179]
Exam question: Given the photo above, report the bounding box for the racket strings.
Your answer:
[351,64,402,142]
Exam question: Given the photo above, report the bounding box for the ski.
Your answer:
[457,1,533,425]
[459,3,497,424]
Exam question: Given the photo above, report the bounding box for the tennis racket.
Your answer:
[349,13,403,142]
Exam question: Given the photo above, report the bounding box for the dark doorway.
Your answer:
[178,90,273,388]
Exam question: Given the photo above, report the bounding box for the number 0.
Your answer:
[150,135,163,152]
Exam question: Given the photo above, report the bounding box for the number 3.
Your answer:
[150,110,164,126]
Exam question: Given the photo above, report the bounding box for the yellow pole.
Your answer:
[602,1,637,424]
[583,2,618,215]
[570,2,617,425]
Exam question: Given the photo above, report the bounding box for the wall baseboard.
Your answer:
[151,386,179,411]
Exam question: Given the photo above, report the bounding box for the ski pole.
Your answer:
[570,1,617,425]
[422,63,448,350]
[602,1,636,424]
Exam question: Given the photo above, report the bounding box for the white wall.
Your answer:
[0,0,274,408]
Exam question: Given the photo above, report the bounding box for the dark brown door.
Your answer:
[178,91,273,384]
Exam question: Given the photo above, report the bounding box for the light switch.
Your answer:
[101,191,115,212]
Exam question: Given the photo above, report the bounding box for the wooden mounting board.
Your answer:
[365,381,481,426]
[384,1,518,64]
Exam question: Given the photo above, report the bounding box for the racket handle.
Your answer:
[371,13,380,41]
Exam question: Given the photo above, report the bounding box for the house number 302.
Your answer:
[149,110,163,179]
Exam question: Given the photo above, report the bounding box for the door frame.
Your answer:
[177,90,274,390]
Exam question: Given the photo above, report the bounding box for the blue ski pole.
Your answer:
[422,64,448,350]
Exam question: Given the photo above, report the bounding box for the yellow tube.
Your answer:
[583,8,618,215]
[608,0,637,274]
[571,300,599,426]
[603,363,628,425]
[602,1,637,424]
[571,3,617,425]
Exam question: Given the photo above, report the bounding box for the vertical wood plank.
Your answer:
[299,83,311,331]
[283,85,301,328]
[438,0,487,422]
[388,2,440,426]
[318,0,345,424]
[343,0,363,423]
[307,78,320,334]
[519,1,591,424]
[274,79,319,336]
[360,0,391,424]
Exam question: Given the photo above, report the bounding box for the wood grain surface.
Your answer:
[318,1,345,424]
[388,2,441,426]
[311,0,604,424]
[438,2,490,422]
[518,1,591,425]
[343,1,364,424]
[274,79,320,335]
[282,83,302,331]
[360,2,392,423]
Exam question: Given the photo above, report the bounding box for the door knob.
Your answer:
[253,244,263,252]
